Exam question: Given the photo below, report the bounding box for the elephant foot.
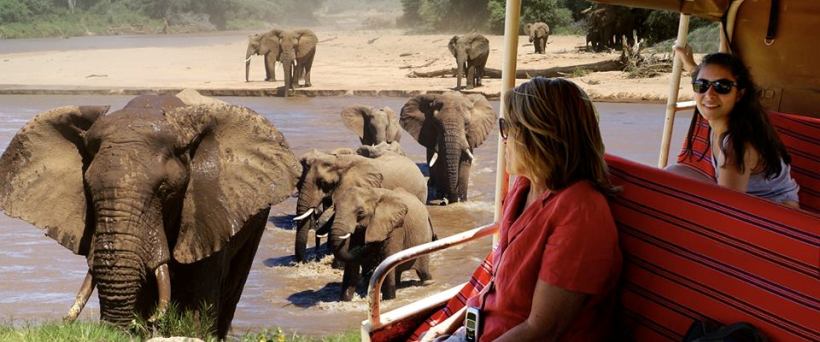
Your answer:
[304,82,312,87]
[265,78,275,82]
[341,287,356,301]
[427,198,449,206]
[331,258,345,270]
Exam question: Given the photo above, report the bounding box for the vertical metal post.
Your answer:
[658,13,690,168]
[494,0,521,230]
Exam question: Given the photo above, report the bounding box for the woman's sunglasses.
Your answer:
[498,118,509,140]
[692,79,737,95]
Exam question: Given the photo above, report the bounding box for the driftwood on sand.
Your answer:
[406,59,624,79]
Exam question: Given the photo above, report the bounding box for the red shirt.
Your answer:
[466,177,622,341]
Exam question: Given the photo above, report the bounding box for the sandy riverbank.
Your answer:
[0,29,693,102]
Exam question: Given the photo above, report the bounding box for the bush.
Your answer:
[488,0,574,34]
[0,0,32,23]
[642,9,712,45]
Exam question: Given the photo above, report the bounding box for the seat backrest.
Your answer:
[607,154,820,341]
[676,112,820,214]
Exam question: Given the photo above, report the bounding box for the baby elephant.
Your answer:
[329,187,435,301]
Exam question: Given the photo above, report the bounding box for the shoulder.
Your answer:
[551,181,612,223]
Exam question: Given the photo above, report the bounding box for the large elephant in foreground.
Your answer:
[525,22,550,54]
[340,105,402,147]
[245,28,283,82]
[279,29,318,97]
[400,92,496,204]
[448,33,489,90]
[0,93,300,338]
[329,186,434,301]
[292,150,426,262]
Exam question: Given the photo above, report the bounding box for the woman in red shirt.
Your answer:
[423,77,622,341]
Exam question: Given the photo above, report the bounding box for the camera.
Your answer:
[465,306,481,342]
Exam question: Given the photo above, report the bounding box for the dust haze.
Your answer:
[299,0,402,31]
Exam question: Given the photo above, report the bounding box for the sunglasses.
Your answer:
[498,118,509,140]
[692,79,737,95]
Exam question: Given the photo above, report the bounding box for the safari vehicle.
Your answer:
[360,0,819,341]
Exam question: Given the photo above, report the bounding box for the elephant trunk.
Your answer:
[329,212,357,262]
[443,126,462,203]
[282,59,294,97]
[330,233,356,262]
[455,52,466,89]
[295,185,323,262]
[91,195,166,327]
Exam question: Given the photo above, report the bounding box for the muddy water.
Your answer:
[0,95,693,335]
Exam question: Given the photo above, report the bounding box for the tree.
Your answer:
[488,0,573,34]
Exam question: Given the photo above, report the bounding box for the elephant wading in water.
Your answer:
[400,92,496,204]
[0,93,300,338]
[292,150,426,262]
[448,33,489,90]
[340,105,402,147]
[245,29,283,82]
[525,22,550,54]
[329,186,435,301]
[279,29,318,97]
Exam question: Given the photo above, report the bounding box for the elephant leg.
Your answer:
[215,209,268,338]
[415,255,434,284]
[264,55,276,82]
[381,269,397,300]
[341,262,361,301]
[466,65,475,89]
[458,159,471,202]
[303,51,315,88]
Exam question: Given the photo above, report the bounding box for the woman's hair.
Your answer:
[684,53,790,178]
[503,77,617,195]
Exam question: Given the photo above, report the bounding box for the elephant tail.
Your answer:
[428,217,438,241]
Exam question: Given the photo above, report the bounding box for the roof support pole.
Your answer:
[494,0,521,228]
[658,13,690,168]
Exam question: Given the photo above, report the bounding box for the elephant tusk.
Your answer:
[64,270,96,322]
[245,56,252,62]
[429,152,439,168]
[149,264,171,323]
[465,149,475,160]
[293,208,315,221]
[338,233,351,240]
[316,232,328,238]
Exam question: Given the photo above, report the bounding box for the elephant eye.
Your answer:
[356,209,366,220]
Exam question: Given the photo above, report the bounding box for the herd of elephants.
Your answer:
[0,82,497,337]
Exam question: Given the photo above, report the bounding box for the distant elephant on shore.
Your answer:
[245,29,283,82]
[340,105,402,146]
[292,150,426,262]
[329,186,434,301]
[400,92,496,204]
[525,22,550,54]
[279,29,318,97]
[0,92,300,338]
[448,33,489,90]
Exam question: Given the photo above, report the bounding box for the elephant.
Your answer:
[0,92,301,338]
[525,22,550,54]
[584,5,646,50]
[292,150,426,263]
[279,29,318,97]
[245,29,283,82]
[356,141,405,158]
[448,33,489,90]
[400,92,496,204]
[340,105,402,147]
[329,186,434,301]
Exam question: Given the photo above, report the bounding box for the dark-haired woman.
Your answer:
[676,48,800,208]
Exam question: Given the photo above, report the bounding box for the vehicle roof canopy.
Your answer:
[594,0,819,116]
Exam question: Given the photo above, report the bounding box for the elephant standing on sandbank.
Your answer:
[448,33,489,90]
[279,29,318,97]
[292,150,426,262]
[245,28,283,82]
[0,92,301,339]
[329,186,435,301]
[400,92,496,204]
[525,22,550,54]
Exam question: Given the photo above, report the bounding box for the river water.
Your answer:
[0,95,692,335]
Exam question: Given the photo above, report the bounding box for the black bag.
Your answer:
[683,320,768,342]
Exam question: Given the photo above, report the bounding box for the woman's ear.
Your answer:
[165,104,300,263]
[0,105,107,255]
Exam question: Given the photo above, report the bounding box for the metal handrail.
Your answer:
[366,222,499,330]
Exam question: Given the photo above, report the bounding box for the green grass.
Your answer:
[0,321,133,342]
[650,22,720,54]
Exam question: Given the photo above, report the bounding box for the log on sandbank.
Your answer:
[406,59,624,79]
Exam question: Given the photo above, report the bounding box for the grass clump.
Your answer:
[0,321,133,342]
[130,302,217,340]
[570,68,591,78]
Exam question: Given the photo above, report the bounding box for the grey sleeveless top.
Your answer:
[712,135,800,204]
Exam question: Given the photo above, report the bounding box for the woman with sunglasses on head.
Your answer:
[421,77,622,342]
[675,49,800,208]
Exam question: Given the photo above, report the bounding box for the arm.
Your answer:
[674,44,697,73]
[419,307,467,342]
[494,281,587,342]
[717,143,759,193]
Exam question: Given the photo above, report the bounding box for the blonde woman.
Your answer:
[423,77,622,341]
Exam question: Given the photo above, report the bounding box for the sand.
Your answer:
[0,29,693,102]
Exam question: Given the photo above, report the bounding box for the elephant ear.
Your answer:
[294,29,318,59]
[463,94,496,149]
[468,35,489,60]
[383,107,401,143]
[447,36,458,56]
[340,105,370,140]
[400,94,438,149]
[365,191,407,243]
[261,30,282,56]
[525,23,533,34]
[0,105,108,255]
[166,104,300,263]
